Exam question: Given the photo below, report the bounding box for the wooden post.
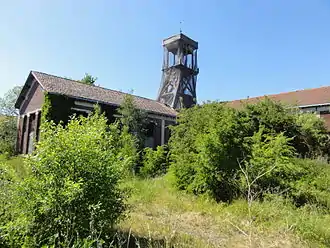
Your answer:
[161,119,165,145]
[25,114,30,154]
[16,115,21,153]
[35,111,40,143]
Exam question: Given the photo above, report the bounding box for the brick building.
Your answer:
[14,33,199,154]
[14,71,179,154]
[14,32,330,154]
[228,86,330,129]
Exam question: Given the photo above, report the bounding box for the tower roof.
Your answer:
[163,33,198,49]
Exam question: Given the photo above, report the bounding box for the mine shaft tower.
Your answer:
[157,33,199,109]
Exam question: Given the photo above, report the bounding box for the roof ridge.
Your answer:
[31,70,172,106]
[230,84,330,103]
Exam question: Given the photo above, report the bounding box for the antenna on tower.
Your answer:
[179,21,183,34]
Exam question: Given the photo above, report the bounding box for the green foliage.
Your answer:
[0,156,30,247]
[40,92,52,124]
[295,112,330,157]
[0,155,27,180]
[249,195,330,247]
[169,103,246,201]
[239,129,295,200]
[122,176,330,247]
[169,99,330,203]
[240,98,330,157]
[1,112,136,247]
[0,86,22,116]
[117,94,148,151]
[41,93,75,125]
[80,73,97,85]
[141,145,169,177]
[289,158,330,208]
[0,86,22,157]
[0,116,17,157]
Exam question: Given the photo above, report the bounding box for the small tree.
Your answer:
[141,145,169,177]
[80,73,97,85]
[117,94,148,151]
[0,116,17,156]
[239,128,295,206]
[0,86,22,116]
[295,112,330,157]
[3,112,136,246]
[238,129,295,247]
[0,86,22,156]
[169,103,245,201]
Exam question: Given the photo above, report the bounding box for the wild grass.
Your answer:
[0,154,28,180]
[118,175,330,247]
[1,155,329,247]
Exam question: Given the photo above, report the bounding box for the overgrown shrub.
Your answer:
[0,116,17,157]
[169,99,330,203]
[117,94,148,151]
[289,158,330,208]
[239,129,295,201]
[0,163,15,247]
[169,103,246,202]
[141,145,169,177]
[240,98,330,157]
[1,112,137,247]
[294,112,330,157]
[0,156,29,247]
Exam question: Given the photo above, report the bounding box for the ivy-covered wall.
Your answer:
[40,92,175,148]
[42,93,75,125]
[100,104,118,123]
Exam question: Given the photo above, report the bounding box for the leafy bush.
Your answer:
[169,103,246,201]
[0,116,17,157]
[289,158,330,208]
[141,145,169,177]
[239,129,295,201]
[240,98,330,157]
[117,94,148,151]
[1,112,137,247]
[169,99,330,203]
[294,112,330,157]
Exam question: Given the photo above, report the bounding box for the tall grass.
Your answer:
[1,156,329,247]
[0,154,28,180]
[119,175,330,247]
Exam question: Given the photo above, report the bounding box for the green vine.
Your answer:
[41,92,52,124]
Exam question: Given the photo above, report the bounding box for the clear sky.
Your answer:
[1,0,330,103]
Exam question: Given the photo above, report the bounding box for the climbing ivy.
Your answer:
[41,93,75,125]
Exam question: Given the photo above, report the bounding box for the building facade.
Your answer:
[15,32,330,155]
[14,33,200,154]
[228,87,330,129]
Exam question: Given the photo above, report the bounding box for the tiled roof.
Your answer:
[31,71,177,117]
[227,86,330,108]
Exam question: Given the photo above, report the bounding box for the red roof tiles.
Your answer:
[30,71,178,117]
[228,86,330,108]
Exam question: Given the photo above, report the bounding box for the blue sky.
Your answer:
[1,0,330,103]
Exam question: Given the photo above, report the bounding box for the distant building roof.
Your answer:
[227,86,330,108]
[16,71,178,117]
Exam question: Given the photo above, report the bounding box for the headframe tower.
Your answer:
[157,33,199,109]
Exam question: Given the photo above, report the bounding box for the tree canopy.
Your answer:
[80,73,97,85]
[1,111,137,246]
[0,86,22,156]
[0,86,22,116]
[117,94,148,150]
[169,99,330,203]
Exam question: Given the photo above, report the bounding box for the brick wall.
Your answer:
[20,82,44,115]
[320,113,330,131]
